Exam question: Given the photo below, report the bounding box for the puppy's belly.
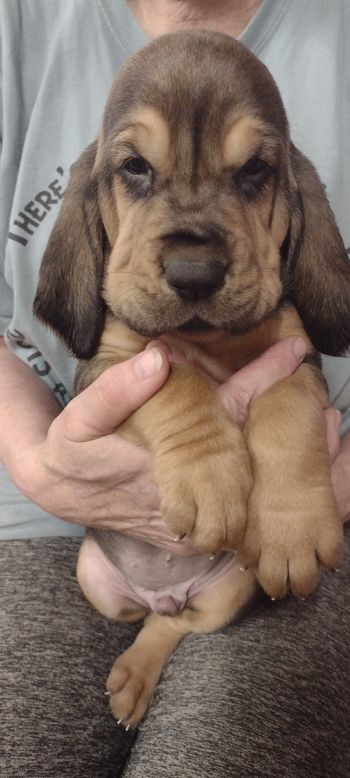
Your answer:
[88,529,237,616]
[91,529,222,588]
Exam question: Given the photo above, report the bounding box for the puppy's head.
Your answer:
[34,30,350,358]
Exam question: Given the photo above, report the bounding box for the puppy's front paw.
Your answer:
[156,425,252,553]
[240,480,342,599]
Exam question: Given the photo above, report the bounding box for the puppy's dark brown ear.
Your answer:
[34,141,107,359]
[287,145,350,356]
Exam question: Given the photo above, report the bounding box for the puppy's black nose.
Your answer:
[164,259,226,301]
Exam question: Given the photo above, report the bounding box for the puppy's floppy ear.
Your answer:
[34,141,108,359]
[286,145,350,356]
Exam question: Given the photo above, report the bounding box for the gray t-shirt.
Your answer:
[1,0,349,538]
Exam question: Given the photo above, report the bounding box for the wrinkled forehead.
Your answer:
[105,107,282,182]
[100,31,288,171]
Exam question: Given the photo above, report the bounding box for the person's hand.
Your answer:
[157,335,309,427]
[217,337,308,426]
[12,336,306,538]
[12,335,344,540]
[15,348,169,528]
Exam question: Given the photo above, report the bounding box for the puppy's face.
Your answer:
[34,31,350,359]
[98,34,291,338]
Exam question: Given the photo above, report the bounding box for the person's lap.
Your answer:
[0,538,136,778]
[1,531,350,778]
[126,532,350,778]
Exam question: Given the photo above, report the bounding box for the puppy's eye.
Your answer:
[236,157,272,198]
[242,157,270,177]
[123,157,152,177]
[120,156,154,198]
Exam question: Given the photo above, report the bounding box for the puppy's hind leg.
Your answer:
[106,611,185,729]
[106,562,256,729]
[176,561,256,634]
[76,534,149,622]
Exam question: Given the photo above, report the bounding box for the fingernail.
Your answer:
[145,339,167,353]
[292,338,307,361]
[133,348,164,379]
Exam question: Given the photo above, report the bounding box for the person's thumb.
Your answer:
[58,347,170,442]
[218,337,308,427]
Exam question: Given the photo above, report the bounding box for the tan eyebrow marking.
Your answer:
[112,107,172,174]
[222,116,279,169]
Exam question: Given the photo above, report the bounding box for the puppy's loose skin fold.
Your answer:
[34,31,350,727]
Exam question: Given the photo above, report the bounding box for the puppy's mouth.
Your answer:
[116,306,265,340]
[176,316,215,333]
[116,309,218,339]
[110,279,282,339]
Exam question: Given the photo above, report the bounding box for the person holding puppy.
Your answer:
[1,1,350,776]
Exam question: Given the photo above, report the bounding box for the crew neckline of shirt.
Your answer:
[98,0,148,53]
[99,0,289,53]
[240,0,289,52]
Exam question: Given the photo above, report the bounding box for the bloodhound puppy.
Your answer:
[34,31,350,728]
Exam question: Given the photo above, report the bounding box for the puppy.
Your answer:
[34,31,350,728]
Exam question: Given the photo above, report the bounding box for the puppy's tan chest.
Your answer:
[93,305,310,387]
[160,306,310,382]
[96,319,247,383]
[161,332,249,382]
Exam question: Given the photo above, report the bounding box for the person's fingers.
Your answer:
[146,339,188,365]
[325,407,342,462]
[218,337,307,426]
[58,348,170,442]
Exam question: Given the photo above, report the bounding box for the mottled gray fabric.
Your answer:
[1,533,350,778]
[125,530,350,778]
[0,538,137,777]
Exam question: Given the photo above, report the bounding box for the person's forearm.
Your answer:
[0,337,61,473]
